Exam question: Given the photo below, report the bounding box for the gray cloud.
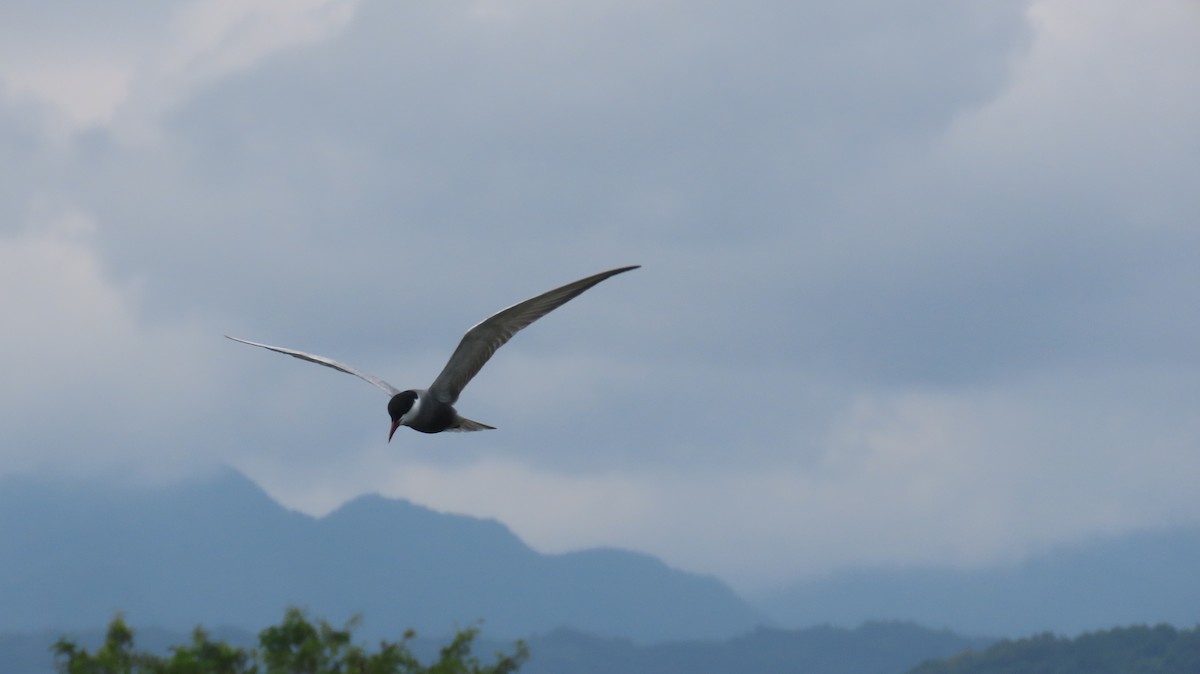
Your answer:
[2,0,1198,591]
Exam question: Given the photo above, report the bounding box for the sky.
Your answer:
[1,0,1198,595]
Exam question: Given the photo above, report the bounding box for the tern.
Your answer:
[227,265,638,440]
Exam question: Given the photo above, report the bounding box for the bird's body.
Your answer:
[228,265,638,439]
[385,388,491,434]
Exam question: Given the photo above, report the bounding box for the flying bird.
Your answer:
[227,265,639,440]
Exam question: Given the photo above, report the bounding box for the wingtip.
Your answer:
[601,264,640,278]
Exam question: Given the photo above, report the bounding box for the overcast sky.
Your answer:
[2,0,1198,594]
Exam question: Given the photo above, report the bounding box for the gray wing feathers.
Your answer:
[428,265,639,404]
[225,335,401,396]
[450,416,496,432]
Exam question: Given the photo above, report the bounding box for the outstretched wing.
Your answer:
[427,265,639,404]
[225,335,401,396]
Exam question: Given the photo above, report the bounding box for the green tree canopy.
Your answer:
[908,624,1200,674]
[52,608,527,674]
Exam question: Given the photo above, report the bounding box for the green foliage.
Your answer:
[907,624,1200,674]
[52,615,143,674]
[52,609,527,674]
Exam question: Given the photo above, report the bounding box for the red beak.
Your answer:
[389,419,401,442]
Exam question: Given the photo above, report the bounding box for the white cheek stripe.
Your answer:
[401,394,422,424]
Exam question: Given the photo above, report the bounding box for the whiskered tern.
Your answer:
[227,265,638,439]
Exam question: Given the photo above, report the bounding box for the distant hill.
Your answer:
[0,470,760,641]
[1,619,991,674]
[907,624,1200,674]
[755,526,1200,636]
[521,621,992,674]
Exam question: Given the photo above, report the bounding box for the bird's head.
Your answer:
[387,390,419,442]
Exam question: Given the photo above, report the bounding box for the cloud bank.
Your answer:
[2,0,1198,591]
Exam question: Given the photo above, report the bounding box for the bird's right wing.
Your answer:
[428,265,639,404]
[225,335,401,396]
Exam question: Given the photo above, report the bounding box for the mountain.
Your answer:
[908,624,1200,674]
[520,622,992,674]
[755,526,1200,637]
[0,469,761,641]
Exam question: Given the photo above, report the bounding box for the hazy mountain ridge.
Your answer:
[756,525,1200,636]
[4,468,1198,647]
[0,470,760,641]
[521,621,993,674]
[909,623,1200,674]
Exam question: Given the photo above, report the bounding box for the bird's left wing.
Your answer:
[428,265,639,404]
[225,335,401,396]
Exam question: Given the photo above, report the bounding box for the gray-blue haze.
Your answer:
[2,471,1198,643]
[0,471,758,642]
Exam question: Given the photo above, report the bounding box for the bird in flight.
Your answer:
[227,265,638,440]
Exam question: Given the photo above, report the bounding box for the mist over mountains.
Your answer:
[2,468,1197,645]
[0,469,759,641]
[758,524,1200,637]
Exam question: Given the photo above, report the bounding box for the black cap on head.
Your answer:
[388,391,418,421]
